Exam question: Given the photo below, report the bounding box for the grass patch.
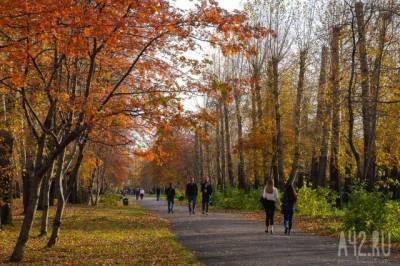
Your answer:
[0,199,200,265]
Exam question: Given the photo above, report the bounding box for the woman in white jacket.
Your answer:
[262,179,278,234]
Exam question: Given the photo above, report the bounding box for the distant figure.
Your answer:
[135,188,140,200]
[139,188,145,200]
[282,183,297,235]
[165,183,176,214]
[262,179,278,234]
[201,177,212,215]
[185,177,198,215]
[156,187,161,201]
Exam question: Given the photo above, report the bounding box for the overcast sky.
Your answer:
[174,0,243,11]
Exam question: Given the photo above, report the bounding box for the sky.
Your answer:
[173,0,244,111]
[174,0,242,11]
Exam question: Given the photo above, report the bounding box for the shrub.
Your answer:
[212,187,265,211]
[343,188,386,233]
[384,201,400,241]
[174,188,185,201]
[296,184,338,218]
[100,192,122,207]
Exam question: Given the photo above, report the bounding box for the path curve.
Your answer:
[136,197,398,266]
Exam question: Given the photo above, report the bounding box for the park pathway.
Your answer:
[137,197,398,266]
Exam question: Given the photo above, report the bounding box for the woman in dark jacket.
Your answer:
[201,177,212,215]
[281,184,297,235]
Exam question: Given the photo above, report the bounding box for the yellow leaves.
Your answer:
[168,24,175,33]
[104,72,112,81]
[0,203,197,264]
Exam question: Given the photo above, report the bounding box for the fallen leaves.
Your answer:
[0,199,200,265]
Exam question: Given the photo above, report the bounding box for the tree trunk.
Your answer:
[194,132,200,180]
[234,86,247,190]
[204,122,212,179]
[10,129,48,262]
[39,161,55,236]
[215,110,222,188]
[94,165,105,206]
[367,11,391,189]
[347,16,362,180]
[0,130,14,226]
[271,57,284,188]
[355,2,371,183]
[288,50,307,185]
[22,130,35,213]
[47,149,66,247]
[255,69,268,181]
[251,88,260,189]
[223,99,234,187]
[88,169,96,205]
[199,134,204,180]
[218,102,226,191]
[66,138,87,204]
[10,177,42,262]
[49,179,56,206]
[329,26,341,193]
[251,86,260,188]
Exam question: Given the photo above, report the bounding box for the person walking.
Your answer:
[165,183,176,214]
[262,179,278,234]
[135,187,140,200]
[201,177,212,215]
[282,183,297,235]
[156,186,161,201]
[185,177,198,215]
[139,188,145,200]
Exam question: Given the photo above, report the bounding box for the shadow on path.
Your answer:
[137,197,398,266]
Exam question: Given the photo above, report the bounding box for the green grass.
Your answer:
[0,200,200,265]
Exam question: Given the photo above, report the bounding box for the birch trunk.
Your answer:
[288,50,307,184]
[271,57,284,188]
[39,161,55,236]
[47,148,66,247]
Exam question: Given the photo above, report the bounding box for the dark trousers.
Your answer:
[283,209,294,230]
[167,200,174,213]
[264,200,276,226]
[156,193,160,201]
[188,195,196,213]
[202,197,210,213]
[140,194,144,200]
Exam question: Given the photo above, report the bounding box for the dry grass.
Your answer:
[0,199,200,265]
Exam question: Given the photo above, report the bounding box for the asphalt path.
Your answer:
[136,197,398,266]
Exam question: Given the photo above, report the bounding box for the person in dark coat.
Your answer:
[201,177,212,215]
[185,177,198,215]
[135,187,140,200]
[156,186,161,201]
[281,183,297,235]
[165,183,176,214]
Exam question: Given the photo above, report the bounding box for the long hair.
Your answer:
[265,179,274,194]
[285,184,297,202]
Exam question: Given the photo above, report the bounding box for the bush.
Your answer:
[174,188,185,201]
[343,188,386,233]
[296,184,338,218]
[212,187,265,211]
[384,201,400,241]
[100,193,122,207]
